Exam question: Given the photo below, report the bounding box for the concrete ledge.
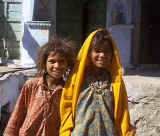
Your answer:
[0,63,36,77]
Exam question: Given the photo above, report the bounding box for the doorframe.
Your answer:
[106,0,141,65]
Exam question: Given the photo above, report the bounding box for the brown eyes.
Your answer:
[95,49,102,53]
[48,59,66,64]
[94,48,112,54]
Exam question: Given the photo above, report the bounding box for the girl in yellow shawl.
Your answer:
[60,28,136,136]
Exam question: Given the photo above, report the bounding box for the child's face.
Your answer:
[46,52,68,80]
[89,40,113,69]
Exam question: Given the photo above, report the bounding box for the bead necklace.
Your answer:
[85,68,111,95]
[89,80,109,94]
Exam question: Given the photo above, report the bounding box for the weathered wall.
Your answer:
[106,0,134,67]
[0,73,27,115]
[20,22,53,67]
[0,0,23,59]
[0,69,36,134]
[124,69,160,136]
[111,24,133,68]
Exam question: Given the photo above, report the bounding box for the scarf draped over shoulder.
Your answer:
[59,29,136,136]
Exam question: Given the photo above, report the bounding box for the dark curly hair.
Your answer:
[90,28,113,53]
[36,36,76,77]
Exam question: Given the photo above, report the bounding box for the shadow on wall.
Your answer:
[21,23,39,63]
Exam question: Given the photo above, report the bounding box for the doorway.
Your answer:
[141,0,160,64]
[56,0,107,47]
[81,0,107,42]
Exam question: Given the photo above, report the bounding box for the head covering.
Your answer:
[60,29,136,136]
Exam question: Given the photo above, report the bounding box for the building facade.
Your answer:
[0,0,160,67]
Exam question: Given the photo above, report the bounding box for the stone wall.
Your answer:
[123,69,160,136]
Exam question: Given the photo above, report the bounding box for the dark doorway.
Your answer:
[81,0,107,43]
[141,0,160,64]
[56,0,106,48]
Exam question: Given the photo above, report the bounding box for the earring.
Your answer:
[42,70,47,76]
[63,69,71,81]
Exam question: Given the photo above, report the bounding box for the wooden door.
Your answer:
[56,0,83,46]
[56,0,107,48]
[83,0,107,39]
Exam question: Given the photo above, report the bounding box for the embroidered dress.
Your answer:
[60,29,136,136]
[71,72,117,136]
[3,77,62,136]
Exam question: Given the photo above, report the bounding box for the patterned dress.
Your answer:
[3,77,62,136]
[71,72,117,136]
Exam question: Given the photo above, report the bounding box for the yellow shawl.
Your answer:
[60,30,136,136]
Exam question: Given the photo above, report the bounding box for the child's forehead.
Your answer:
[94,41,112,49]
